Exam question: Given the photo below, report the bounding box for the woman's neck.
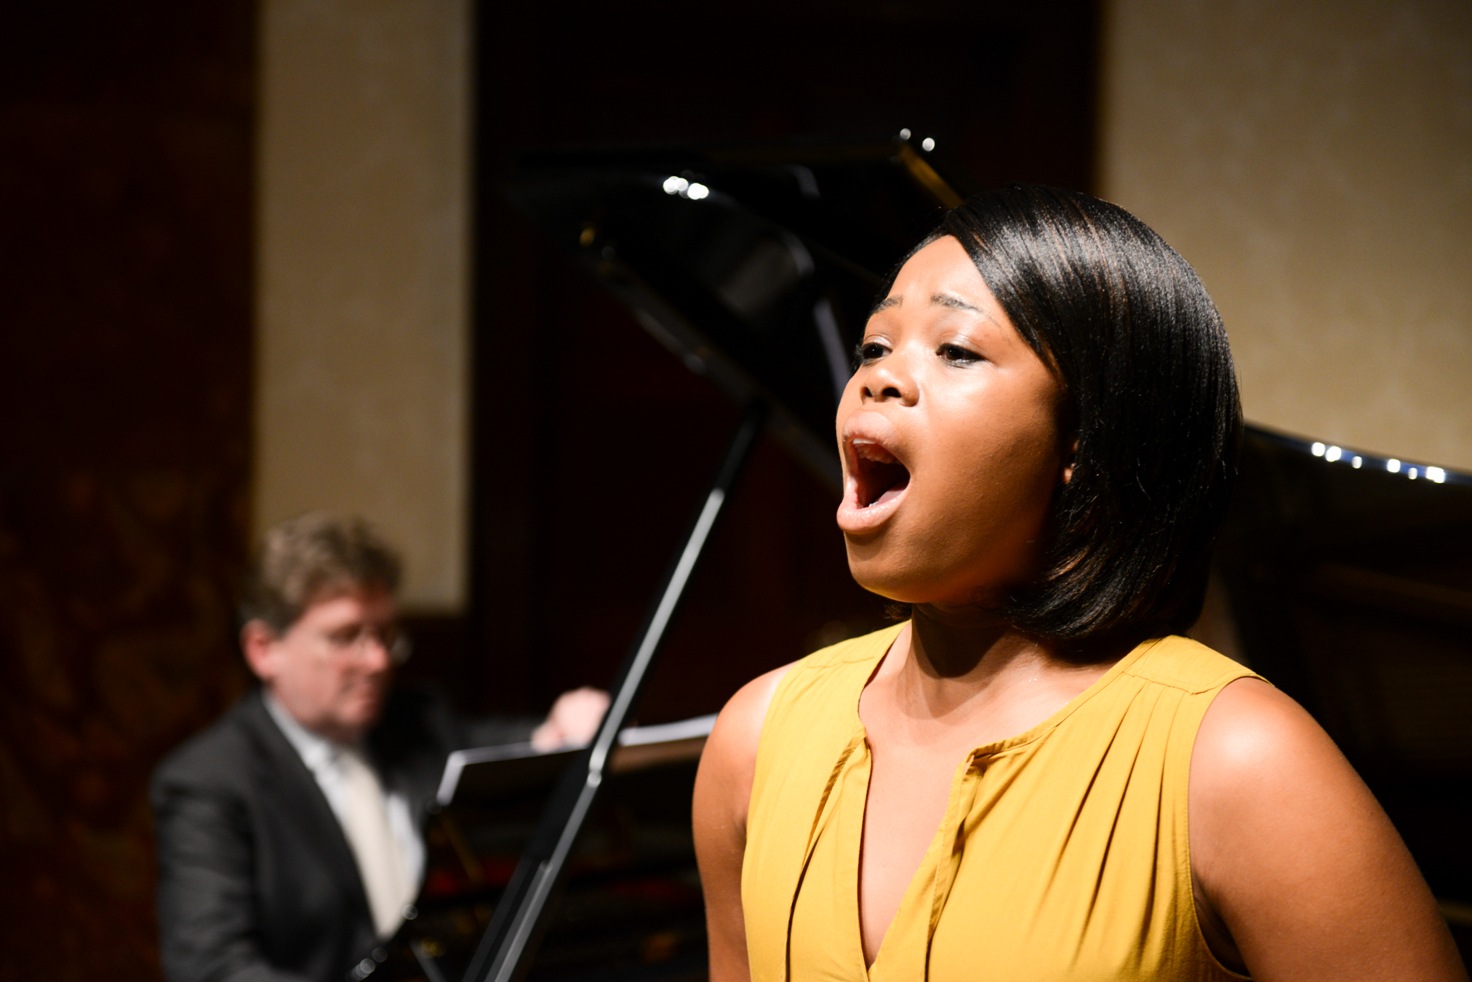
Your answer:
[874,604,1123,728]
[908,604,1038,675]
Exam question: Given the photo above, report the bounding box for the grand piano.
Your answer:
[376,137,1472,979]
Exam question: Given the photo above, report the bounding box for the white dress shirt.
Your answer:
[262,692,427,892]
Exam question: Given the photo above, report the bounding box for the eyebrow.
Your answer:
[931,292,981,313]
[869,291,982,316]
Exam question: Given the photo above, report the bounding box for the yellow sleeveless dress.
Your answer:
[742,623,1258,981]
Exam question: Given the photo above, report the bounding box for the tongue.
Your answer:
[864,460,910,507]
[871,482,907,507]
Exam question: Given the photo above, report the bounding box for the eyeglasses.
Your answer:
[321,622,413,665]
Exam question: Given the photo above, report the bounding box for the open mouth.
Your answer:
[850,439,911,509]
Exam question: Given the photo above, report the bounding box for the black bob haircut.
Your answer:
[914,185,1241,644]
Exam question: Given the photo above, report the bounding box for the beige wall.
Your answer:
[255,0,472,611]
[1100,0,1472,471]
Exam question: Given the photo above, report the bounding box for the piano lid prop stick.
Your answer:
[462,402,767,982]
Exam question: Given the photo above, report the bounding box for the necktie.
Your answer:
[336,745,413,938]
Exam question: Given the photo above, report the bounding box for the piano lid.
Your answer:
[1220,425,1472,905]
[501,135,971,486]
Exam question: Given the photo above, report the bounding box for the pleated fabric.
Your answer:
[743,625,1257,982]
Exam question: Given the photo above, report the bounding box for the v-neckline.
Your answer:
[842,631,1159,975]
[848,742,977,975]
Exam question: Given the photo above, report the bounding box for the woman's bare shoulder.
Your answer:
[703,663,796,774]
[1190,677,1466,981]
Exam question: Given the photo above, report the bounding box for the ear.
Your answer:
[1060,435,1079,485]
[241,620,279,683]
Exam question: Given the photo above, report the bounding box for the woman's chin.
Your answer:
[846,559,1016,613]
[844,555,930,605]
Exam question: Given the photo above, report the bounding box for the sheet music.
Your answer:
[435,713,716,807]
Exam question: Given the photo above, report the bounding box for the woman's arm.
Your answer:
[692,666,790,982]
[1190,677,1467,981]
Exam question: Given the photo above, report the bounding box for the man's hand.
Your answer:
[529,687,610,751]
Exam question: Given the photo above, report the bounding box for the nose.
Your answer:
[359,635,394,673]
[857,358,916,405]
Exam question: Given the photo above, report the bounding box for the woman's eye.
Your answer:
[938,343,982,365]
[852,341,888,368]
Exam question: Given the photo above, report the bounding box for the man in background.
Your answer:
[151,512,607,982]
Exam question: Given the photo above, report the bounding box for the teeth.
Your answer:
[852,439,897,463]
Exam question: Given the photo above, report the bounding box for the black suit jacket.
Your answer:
[151,687,536,982]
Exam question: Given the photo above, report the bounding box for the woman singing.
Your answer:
[693,185,1465,981]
